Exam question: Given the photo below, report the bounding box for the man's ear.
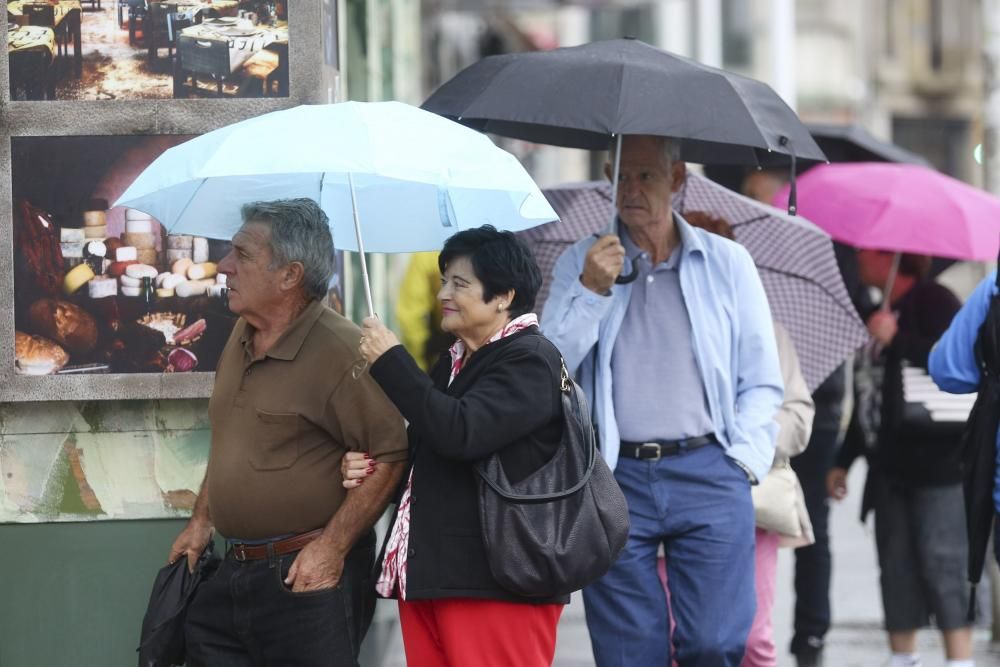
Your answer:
[603,161,614,182]
[280,261,305,292]
[670,161,687,193]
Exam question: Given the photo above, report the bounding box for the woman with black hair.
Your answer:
[346,225,566,666]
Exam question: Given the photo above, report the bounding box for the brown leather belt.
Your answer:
[229,529,323,562]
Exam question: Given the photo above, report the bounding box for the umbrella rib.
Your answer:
[169,178,209,233]
[612,55,627,136]
[729,213,772,227]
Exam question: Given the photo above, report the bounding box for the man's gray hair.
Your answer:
[608,135,682,168]
[240,198,336,301]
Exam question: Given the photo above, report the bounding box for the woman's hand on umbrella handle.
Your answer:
[341,451,377,489]
[359,316,400,365]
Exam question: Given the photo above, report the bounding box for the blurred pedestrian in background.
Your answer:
[828,251,970,667]
[395,251,452,371]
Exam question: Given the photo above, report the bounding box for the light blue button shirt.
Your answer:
[541,213,783,481]
[611,229,714,442]
[928,270,1000,511]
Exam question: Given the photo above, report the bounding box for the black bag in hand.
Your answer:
[137,541,220,667]
[475,358,630,598]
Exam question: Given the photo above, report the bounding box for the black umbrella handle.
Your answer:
[616,265,640,284]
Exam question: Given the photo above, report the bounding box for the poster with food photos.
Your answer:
[11,135,343,376]
[7,1,290,101]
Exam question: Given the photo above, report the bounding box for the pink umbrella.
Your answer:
[774,162,1000,262]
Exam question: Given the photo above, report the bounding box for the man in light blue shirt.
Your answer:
[542,135,783,667]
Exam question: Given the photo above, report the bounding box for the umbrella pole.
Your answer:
[348,172,376,318]
[779,135,797,216]
[881,252,902,312]
[607,133,623,235]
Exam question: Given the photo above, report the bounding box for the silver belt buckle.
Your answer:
[233,543,248,562]
[639,442,662,461]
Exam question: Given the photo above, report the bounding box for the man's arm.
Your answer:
[286,359,409,592]
[167,470,214,572]
[284,460,405,592]
[929,271,996,393]
[726,248,784,481]
[540,238,614,374]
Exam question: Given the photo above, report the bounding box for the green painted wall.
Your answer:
[0,519,397,666]
[0,399,397,666]
[0,518,188,667]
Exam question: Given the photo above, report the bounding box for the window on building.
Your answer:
[721,0,751,69]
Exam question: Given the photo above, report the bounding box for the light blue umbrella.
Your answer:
[114,101,557,315]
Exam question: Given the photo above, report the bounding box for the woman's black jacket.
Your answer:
[368,326,569,604]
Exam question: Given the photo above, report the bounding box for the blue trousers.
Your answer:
[583,444,757,667]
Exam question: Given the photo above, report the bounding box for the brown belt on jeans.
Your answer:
[230,529,323,562]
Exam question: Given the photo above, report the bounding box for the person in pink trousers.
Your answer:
[660,212,816,667]
[742,320,815,667]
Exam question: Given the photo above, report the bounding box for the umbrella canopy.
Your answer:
[423,37,826,166]
[115,102,557,254]
[805,123,931,166]
[774,162,1000,261]
[524,175,869,391]
[704,122,930,189]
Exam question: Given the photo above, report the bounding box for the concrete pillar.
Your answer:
[770,0,797,109]
[696,0,722,67]
[983,0,1000,198]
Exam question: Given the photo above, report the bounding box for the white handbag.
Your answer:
[751,460,802,538]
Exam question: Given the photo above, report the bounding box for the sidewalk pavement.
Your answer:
[377,461,1000,666]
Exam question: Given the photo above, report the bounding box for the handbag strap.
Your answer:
[475,356,598,502]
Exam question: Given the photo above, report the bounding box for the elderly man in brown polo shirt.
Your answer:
[168,198,408,667]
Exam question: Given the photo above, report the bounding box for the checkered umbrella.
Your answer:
[523,174,870,391]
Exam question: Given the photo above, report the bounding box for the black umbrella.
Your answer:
[958,265,1000,617]
[705,123,930,185]
[424,37,825,282]
[424,38,825,165]
[137,542,220,667]
[805,123,931,166]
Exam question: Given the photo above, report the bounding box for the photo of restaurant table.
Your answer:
[7,2,290,101]
[11,135,240,377]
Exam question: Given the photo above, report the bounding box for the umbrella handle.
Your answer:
[348,172,376,318]
[615,265,640,284]
[607,134,623,235]
[780,135,797,216]
[881,252,902,312]
[607,133,639,284]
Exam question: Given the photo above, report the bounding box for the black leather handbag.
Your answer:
[475,358,630,598]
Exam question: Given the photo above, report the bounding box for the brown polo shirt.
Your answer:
[206,299,408,539]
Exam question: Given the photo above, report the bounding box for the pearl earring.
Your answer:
[498,303,505,312]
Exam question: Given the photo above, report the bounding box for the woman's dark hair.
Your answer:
[438,225,542,318]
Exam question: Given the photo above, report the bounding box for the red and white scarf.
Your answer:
[375,313,538,599]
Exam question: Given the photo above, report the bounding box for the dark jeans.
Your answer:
[185,530,376,667]
[790,424,839,653]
